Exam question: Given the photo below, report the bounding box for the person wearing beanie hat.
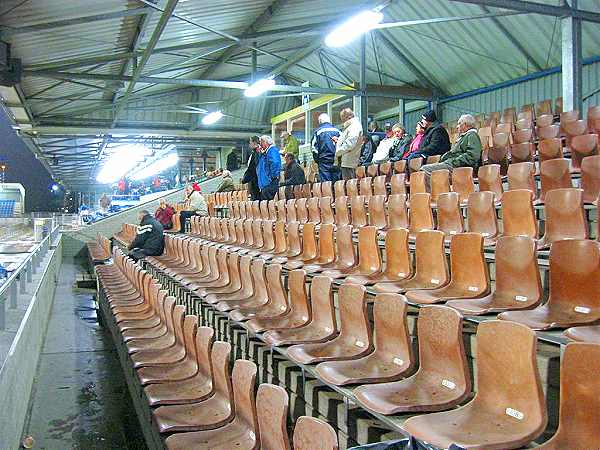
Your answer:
[405,109,451,162]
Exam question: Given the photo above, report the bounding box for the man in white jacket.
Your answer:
[334,108,363,180]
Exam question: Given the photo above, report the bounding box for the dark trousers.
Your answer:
[179,210,197,232]
[318,163,336,182]
[128,248,151,262]
[260,179,279,200]
[341,167,355,180]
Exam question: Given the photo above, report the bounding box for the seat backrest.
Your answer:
[431,169,451,203]
[307,197,321,224]
[562,119,587,141]
[501,189,538,239]
[537,124,560,140]
[560,109,579,124]
[286,199,298,223]
[494,236,541,305]
[262,220,275,251]
[356,226,382,274]
[543,188,588,244]
[511,142,535,164]
[257,384,291,450]
[536,100,552,116]
[473,321,546,435]
[316,223,335,265]
[319,196,335,224]
[448,233,489,293]
[516,117,533,131]
[211,340,234,405]
[293,416,339,450]
[379,161,393,179]
[388,193,409,229]
[231,359,259,431]
[570,133,598,170]
[268,200,278,221]
[312,182,322,198]
[195,326,215,379]
[286,222,302,256]
[466,191,498,238]
[296,198,309,224]
[368,194,387,229]
[350,195,368,228]
[451,167,474,204]
[513,128,533,144]
[321,181,333,198]
[409,192,434,234]
[275,200,286,222]
[540,158,573,200]
[408,157,423,173]
[260,200,270,220]
[373,175,387,196]
[355,165,366,179]
[334,196,350,226]
[393,159,407,174]
[409,171,427,195]
[337,283,371,346]
[367,164,379,178]
[359,176,373,198]
[345,178,359,198]
[508,161,537,197]
[538,137,563,162]
[252,220,264,248]
[334,224,356,268]
[273,221,287,253]
[416,305,471,395]
[390,173,406,195]
[413,230,449,286]
[581,155,600,203]
[300,223,318,260]
[310,276,337,331]
[477,164,503,200]
[436,192,464,236]
[333,180,345,199]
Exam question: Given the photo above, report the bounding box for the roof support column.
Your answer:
[561,0,583,112]
[359,33,368,132]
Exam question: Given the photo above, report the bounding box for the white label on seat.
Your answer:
[482,232,490,237]
[431,278,440,284]
[280,305,287,311]
[441,379,456,390]
[324,327,332,332]
[302,316,309,322]
[449,231,457,235]
[515,295,528,302]
[398,272,406,277]
[355,340,365,347]
[505,408,524,420]
[575,306,591,314]
[393,358,404,366]
[468,286,479,292]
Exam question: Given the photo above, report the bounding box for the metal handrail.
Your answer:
[0,225,60,329]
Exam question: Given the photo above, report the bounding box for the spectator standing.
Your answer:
[256,135,282,200]
[280,153,307,199]
[407,110,451,161]
[226,150,239,171]
[215,170,235,192]
[420,114,482,188]
[311,113,340,182]
[242,136,261,200]
[178,183,208,232]
[155,200,175,230]
[128,209,164,262]
[335,108,363,180]
[280,131,300,158]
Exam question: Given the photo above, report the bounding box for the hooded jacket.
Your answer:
[335,116,363,168]
[257,144,282,190]
[311,122,340,166]
[129,214,164,255]
[414,122,451,158]
[440,128,482,169]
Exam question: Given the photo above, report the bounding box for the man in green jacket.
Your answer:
[280,131,299,158]
[419,113,482,189]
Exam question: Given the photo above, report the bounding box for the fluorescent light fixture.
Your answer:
[130,153,179,181]
[325,9,384,47]
[202,110,224,125]
[96,144,149,184]
[244,77,276,97]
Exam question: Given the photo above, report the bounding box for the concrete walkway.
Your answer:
[24,260,146,450]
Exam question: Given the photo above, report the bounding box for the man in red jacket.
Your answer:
[154,200,175,230]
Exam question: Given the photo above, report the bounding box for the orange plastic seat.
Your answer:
[359,176,373,199]
[447,236,541,315]
[408,157,423,174]
[355,165,366,179]
[500,189,538,239]
[342,226,382,283]
[570,133,598,171]
[538,137,563,161]
[477,164,503,201]
[538,188,587,248]
[293,416,338,450]
[284,223,319,270]
[256,384,291,450]
[537,124,560,140]
[302,223,335,274]
[512,128,533,144]
[387,194,409,229]
[354,305,470,415]
[581,154,600,203]
[316,293,414,385]
[345,178,359,198]
[402,320,546,450]
[436,192,464,238]
[333,180,345,199]
[306,197,321,224]
[372,175,387,197]
[511,142,535,163]
[451,167,474,204]
[287,283,371,365]
[321,181,333,198]
[409,171,427,195]
[393,159,406,174]
[507,161,537,197]
[390,173,406,195]
[499,239,600,330]
[334,195,350,226]
[379,161,393,179]
[367,164,379,178]
[430,169,450,204]
[350,195,368,229]
[408,193,434,237]
[466,191,498,245]
[564,323,600,344]
[373,230,448,294]
[319,196,335,224]
[368,194,388,230]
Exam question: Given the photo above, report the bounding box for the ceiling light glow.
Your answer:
[325,10,384,47]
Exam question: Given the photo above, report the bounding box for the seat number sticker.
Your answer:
[355,340,365,347]
[441,379,456,390]
[280,305,287,311]
[431,278,440,284]
[398,272,406,277]
[393,358,404,366]
[515,295,528,302]
[574,306,591,314]
[505,408,524,420]
[468,286,479,292]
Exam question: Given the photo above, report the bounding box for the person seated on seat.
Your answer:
[372,123,412,164]
[420,114,482,188]
[280,152,307,199]
[280,131,300,158]
[398,122,426,160]
[128,209,165,262]
[178,183,208,232]
[154,200,175,230]
[407,110,451,162]
[215,170,235,192]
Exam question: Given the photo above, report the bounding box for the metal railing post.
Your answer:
[26,260,33,281]
[0,294,5,330]
[19,272,26,293]
[9,280,17,309]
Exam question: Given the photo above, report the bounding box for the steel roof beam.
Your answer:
[1,7,149,35]
[446,0,600,23]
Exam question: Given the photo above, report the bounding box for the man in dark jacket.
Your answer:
[407,110,451,161]
[311,113,340,182]
[280,153,307,199]
[128,210,164,262]
[242,136,261,200]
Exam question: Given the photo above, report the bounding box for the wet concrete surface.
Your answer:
[24,260,146,450]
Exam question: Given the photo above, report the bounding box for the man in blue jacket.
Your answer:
[311,113,340,182]
[256,135,282,200]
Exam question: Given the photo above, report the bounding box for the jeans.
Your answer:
[260,178,279,200]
